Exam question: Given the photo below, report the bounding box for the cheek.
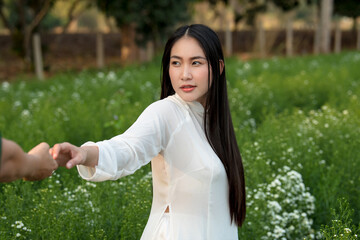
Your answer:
[197,68,210,85]
[169,70,174,80]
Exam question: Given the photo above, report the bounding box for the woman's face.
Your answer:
[169,36,210,107]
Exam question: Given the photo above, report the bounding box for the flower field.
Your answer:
[0,52,359,239]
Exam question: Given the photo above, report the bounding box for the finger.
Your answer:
[66,154,83,169]
[51,143,64,159]
[39,142,50,149]
[50,157,59,170]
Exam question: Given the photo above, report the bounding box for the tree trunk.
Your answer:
[313,3,320,54]
[320,0,333,54]
[357,26,360,50]
[221,4,232,56]
[253,14,266,58]
[24,27,32,70]
[285,12,294,57]
[257,17,266,58]
[314,22,320,54]
[334,18,341,53]
[32,33,44,80]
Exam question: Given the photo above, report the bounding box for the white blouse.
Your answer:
[77,94,238,240]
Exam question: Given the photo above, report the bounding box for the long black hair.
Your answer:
[160,24,246,227]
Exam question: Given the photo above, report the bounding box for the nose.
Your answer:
[181,65,192,80]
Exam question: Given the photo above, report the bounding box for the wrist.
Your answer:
[21,153,37,179]
[80,145,98,167]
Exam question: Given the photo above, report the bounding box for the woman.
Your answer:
[52,24,246,239]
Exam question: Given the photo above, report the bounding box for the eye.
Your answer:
[192,61,202,66]
[171,61,180,66]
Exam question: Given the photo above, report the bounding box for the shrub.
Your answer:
[240,167,316,239]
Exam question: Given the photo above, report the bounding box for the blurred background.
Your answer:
[0,0,359,81]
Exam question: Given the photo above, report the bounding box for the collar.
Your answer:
[173,93,204,116]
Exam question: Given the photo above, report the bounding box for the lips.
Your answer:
[180,85,196,92]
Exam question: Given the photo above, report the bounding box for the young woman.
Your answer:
[52,24,246,240]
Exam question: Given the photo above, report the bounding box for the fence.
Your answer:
[0,29,359,80]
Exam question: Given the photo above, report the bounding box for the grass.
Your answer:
[0,51,359,239]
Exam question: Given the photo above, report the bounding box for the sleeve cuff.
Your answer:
[76,141,101,181]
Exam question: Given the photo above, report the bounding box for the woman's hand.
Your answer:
[50,142,98,169]
[50,142,87,169]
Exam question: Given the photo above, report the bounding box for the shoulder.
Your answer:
[144,95,187,118]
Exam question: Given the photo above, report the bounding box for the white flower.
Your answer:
[107,71,116,80]
[97,72,105,78]
[2,81,10,91]
[268,201,282,212]
[273,226,286,238]
[244,62,251,70]
[21,109,31,117]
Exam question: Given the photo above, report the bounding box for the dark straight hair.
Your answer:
[160,24,246,226]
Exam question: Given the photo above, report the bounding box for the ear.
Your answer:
[219,60,224,75]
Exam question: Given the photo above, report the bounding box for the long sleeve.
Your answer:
[77,100,175,182]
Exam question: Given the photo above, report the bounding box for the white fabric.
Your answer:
[154,212,171,240]
[77,94,238,240]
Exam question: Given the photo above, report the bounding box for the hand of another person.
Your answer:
[50,142,87,169]
[24,142,58,181]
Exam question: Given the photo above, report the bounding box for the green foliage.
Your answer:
[271,0,300,12]
[77,9,98,30]
[320,198,360,240]
[96,0,193,46]
[0,52,360,239]
[0,0,58,58]
[334,0,360,19]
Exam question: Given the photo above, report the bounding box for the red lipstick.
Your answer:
[180,85,196,92]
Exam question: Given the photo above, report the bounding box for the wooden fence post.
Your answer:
[357,26,360,50]
[225,26,233,56]
[257,19,266,58]
[146,41,154,61]
[32,33,44,80]
[286,18,293,57]
[96,32,104,68]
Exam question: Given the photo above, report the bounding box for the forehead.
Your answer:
[170,37,205,57]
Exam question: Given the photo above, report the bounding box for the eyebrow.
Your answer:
[170,55,207,60]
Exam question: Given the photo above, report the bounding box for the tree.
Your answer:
[54,0,94,34]
[269,0,300,56]
[0,0,56,68]
[306,0,334,54]
[96,0,194,62]
[333,0,360,31]
[319,0,333,53]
